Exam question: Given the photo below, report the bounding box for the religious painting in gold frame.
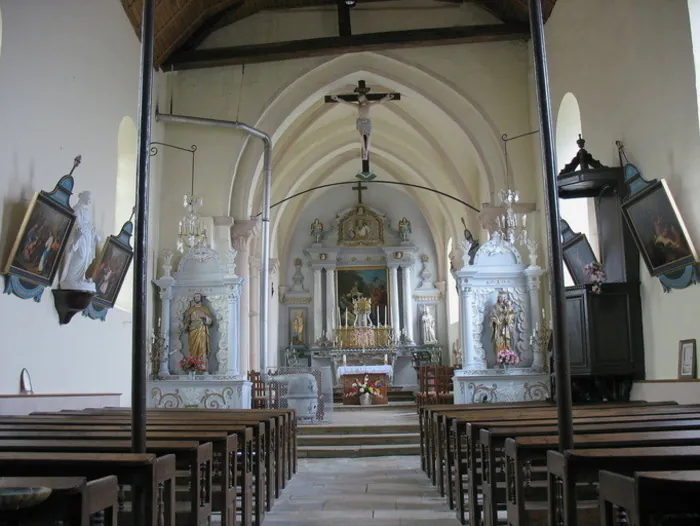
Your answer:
[336,266,389,326]
[289,308,307,347]
[337,205,384,247]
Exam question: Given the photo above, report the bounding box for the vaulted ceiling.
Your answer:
[120,0,557,68]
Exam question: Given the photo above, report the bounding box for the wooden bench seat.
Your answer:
[0,452,176,526]
[0,439,211,526]
[506,432,700,526]
[0,424,248,526]
[0,476,118,526]
[478,418,700,526]
[599,469,700,526]
[446,404,700,524]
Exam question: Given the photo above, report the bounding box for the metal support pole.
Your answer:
[132,1,155,524]
[154,112,272,376]
[528,0,574,451]
[132,0,154,454]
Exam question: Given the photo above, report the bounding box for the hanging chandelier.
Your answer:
[177,193,208,253]
[494,133,533,246]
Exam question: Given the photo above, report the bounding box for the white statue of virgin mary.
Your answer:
[60,191,101,291]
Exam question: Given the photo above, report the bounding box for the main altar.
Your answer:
[282,187,444,393]
[452,191,551,404]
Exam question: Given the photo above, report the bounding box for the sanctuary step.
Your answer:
[298,406,420,458]
[334,401,416,412]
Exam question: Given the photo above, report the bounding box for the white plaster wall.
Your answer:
[0,0,162,402]
[280,184,444,349]
[544,0,700,379]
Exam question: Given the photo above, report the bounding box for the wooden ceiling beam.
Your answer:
[164,22,529,70]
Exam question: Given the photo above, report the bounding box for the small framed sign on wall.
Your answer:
[678,339,697,379]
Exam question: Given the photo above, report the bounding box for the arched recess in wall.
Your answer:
[688,0,700,135]
[555,92,598,285]
[114,116,137,312]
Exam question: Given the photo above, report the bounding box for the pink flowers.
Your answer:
[583,262,607,294]
[180,356,206,373]
[497,348,520,366]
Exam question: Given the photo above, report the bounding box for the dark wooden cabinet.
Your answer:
[554,138,645,402]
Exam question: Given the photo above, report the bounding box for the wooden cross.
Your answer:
[352,182,367,204]
[325,80,401,180]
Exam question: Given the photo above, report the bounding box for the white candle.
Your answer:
[158,317,161,328]
[376,306,380,325]
[541,308,545,321]
[345,309,348,327]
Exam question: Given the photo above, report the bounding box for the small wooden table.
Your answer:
[342,373,389,405]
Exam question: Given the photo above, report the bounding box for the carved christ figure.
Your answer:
[330,91,395,161]
[183,293,213,363]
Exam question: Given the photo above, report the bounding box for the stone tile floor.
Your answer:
[264,456,460,525]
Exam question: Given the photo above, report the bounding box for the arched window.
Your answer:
[114,117,137,312]
[446,237,460,361]
[688,1,700,132]
[555,93,598,285]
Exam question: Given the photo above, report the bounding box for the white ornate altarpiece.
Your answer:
[453,231,550,404]
[283,199,443,392]
[149,242,251,409]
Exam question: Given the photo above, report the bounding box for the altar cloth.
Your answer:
[337,365,393,380]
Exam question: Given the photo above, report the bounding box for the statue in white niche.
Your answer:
[182,293,214,366]
[490,291,517,355]
[421,306,438,345]
[60,191,101,291]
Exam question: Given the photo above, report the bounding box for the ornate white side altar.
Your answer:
[453,231,550,404]
[149,243,251,409]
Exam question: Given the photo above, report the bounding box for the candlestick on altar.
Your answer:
[345,309,348,327]
[384,305,388,326]
[384,353,388,365]
[376,306,380,326]
[542,307,545,320]
[343,354,347,366]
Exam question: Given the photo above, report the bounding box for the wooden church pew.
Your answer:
[599,468,700,526]
[0,475,119,526]
[0,439,212,526]
[20,413,270,521]
[0,422,250,526]
[478,417,700,526]
[505,431,700,526]
[0,452,177,526]
[446,403,700,522]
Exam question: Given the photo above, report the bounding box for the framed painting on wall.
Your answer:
[4,192,75,286]
[289,307,307,347]
[336,266,389,326]
[678,339,697,379]
[90,234,133,309]
[622,179,697,277]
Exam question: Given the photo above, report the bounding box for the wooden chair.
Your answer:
[248,370,267,409]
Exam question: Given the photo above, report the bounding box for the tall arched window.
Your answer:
[114,117,137,312]
[556,93,598,285]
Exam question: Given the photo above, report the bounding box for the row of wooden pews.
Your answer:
[420,400,700,526]
[0,406,297,526]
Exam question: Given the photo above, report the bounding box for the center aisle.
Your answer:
[265,404,460,525]
[264,456,461,526]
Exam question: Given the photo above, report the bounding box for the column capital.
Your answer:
[232,219,259,249]
[213,216,235,227]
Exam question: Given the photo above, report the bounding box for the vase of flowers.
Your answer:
[583,261,606,294]
[344,374,384,406]
[180,356,206,378]
[496,348,520,372]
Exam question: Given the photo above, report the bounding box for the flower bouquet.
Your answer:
[496,348,520,370]
[344,375,385,405]
[180,356,206,375]
[583,261,606,294]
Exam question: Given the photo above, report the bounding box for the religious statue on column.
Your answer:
[421,305,438,345]
[330,83,395,161]
[490,291,516,354]
[398,217,412,243]
[182,293,214,366]
[310,218,324,244]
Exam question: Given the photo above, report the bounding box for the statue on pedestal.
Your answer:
[310,219,324,244]
[490,291,516,354]
[421,306,438,344]
[398,217,412,242]
[60,191,101,291]
[182,293,213,365]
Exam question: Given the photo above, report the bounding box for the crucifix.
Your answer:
[325,80,401,180]
[352,181,367,204]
